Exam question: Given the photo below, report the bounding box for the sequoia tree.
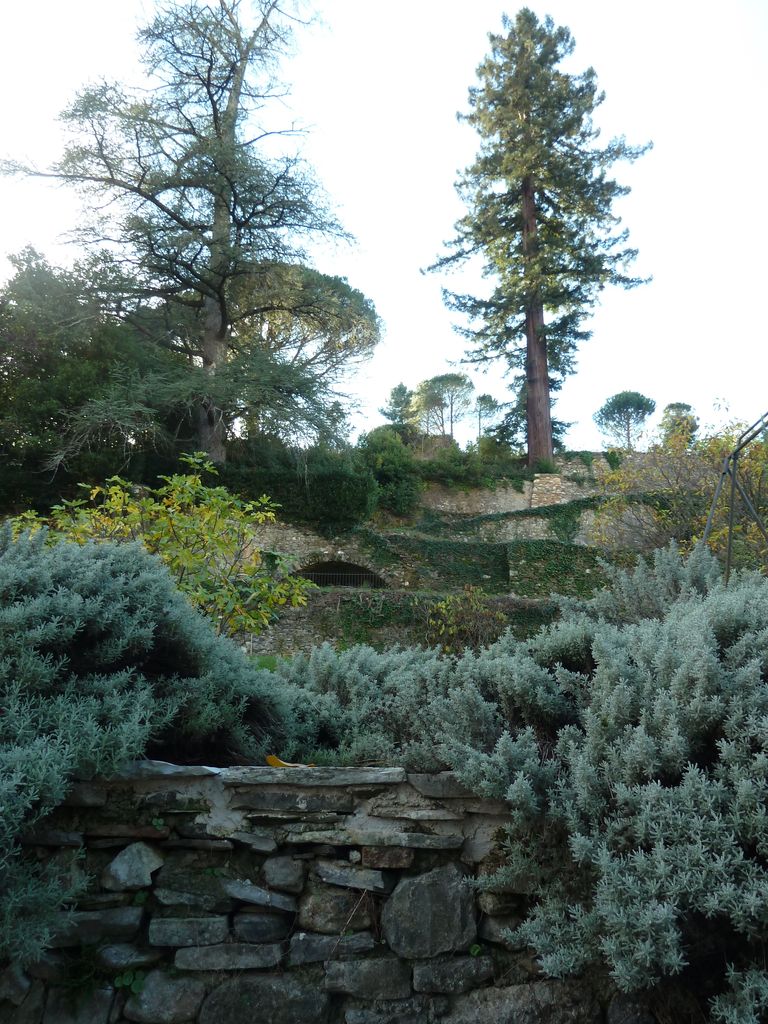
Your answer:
[433,9,648,465]
[3,1,375,462]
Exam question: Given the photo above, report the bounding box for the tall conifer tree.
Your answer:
[433,9,648,465]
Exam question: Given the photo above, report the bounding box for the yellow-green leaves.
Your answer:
[13,453,312,636]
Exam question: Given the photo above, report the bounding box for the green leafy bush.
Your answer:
[426,585,507,654]
[14,454,311,635]
[0,528,294,965]
[357,427,421,515]
[221,452,378,532]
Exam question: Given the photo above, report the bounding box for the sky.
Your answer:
[1,0,767,450]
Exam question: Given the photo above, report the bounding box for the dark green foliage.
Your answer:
[357,427,421,516]
[416,442,528,490]
[604,449,623,470]
[0,528,293,964]
[433,8,648,462]
[221,443,378,532]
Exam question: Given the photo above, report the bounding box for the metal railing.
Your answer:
[702,411,768,583]
[297,571,386,589]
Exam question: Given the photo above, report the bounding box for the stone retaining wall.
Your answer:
[1,763,624,1024]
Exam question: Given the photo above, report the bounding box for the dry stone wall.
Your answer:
[1,763,627,1024]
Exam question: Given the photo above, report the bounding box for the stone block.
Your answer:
[289,931,375,965]
[94,945,163,971]
[606,995,656,1024]
[174,942,284,971]
[314,859,393,893]
[48,908,143,948]
[223,879,297,912]
[0,964,30,1006]
[231,829,278,853]
[231,789,354,813]
[283,825,463,849]
[324,959,411,1000]
[110,760,221,779]
[478,914,525,949]
[262,855,305,893]
[123,970,206,1024]
[413,955,494,994]
[298,881,373,934]
[361,847,414,870]
[344,997,449,1024]
[381,864,476,958]
[43,986,113,1024]
[220,766,406,787]
[233,912,292,943]
[0,980,45,1024]
[101,843,164,891]
[199,975,330,1024]
[441,979,601,1024]
[148,916,229,947]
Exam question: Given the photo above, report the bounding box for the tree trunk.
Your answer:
[521,176,553,467]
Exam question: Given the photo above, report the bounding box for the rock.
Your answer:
[361,847,414,870]
[344,997,449,1024]
[477,890,526,915]
[231,789,354,813]
[75,894,131,911]
[324,959,412,999]
[174,942,284,971]
[233,912,292,943]
[222,879,297,912]
[478,914,525,949]
[230,830,278,853]
[153,888,233,912]
[314,859,393,893]
[101,843,164,891]
[221,767,406,787]
[289,931,375,965]
[148,916,230,947]
[606,995,656,1024]
[0,963,30,1005]
[381,864,476,958]
[42,986,113,1024]
[298,881,373,934]
[48,908,144,948]
[94,945,163,971]
[262,855,305,893]
[63,783,108,807]
[413,956,494,994]
[110,760,221,779]
[283,826,464,849]
[441,979,601,1024]
[153,855,234,913]
[199,974,330,1024]
[25,954,69,984]
[0,980,45,1024]
[123,970,206,1023]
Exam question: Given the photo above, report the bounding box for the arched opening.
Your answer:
[297,560,387,589]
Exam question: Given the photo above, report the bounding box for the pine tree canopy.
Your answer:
[432,8,649,464]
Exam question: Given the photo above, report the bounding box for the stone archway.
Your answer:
[297,560,387,589]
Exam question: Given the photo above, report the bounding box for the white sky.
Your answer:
[1,0,767,450]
